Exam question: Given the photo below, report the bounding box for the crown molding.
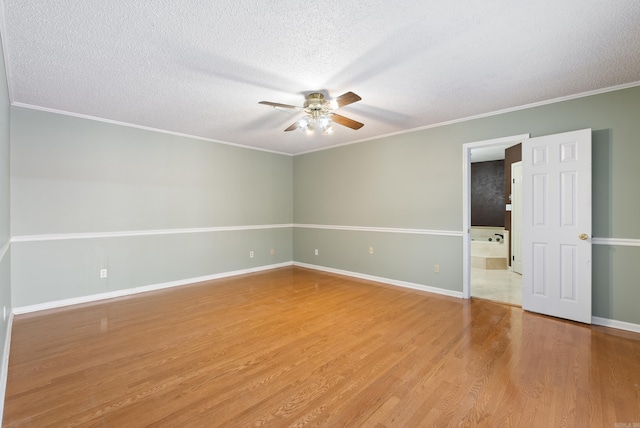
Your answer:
[11,102,293,157]
[295,81,640,156]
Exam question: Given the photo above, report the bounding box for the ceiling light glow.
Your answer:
[297,114,333,135]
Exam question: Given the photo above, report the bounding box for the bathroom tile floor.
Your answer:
[471,268,522,306]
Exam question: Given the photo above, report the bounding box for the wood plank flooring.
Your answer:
[3,266,640,427]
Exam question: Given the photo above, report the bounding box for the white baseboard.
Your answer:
[293,262,464,299]
[0,311,14,424]
[294,262,640,335]
[13,262,293,315]
[592,316,640,334]
[8,260,639,333]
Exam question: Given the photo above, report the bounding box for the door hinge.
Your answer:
[512,256,515,261]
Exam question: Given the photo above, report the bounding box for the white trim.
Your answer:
[8,82,639,159]
[12,262,293,314]
[462,134,530,299]
[11,224,462,243]
[295,81,640,156]
[0,0,14,104]
[296,263,640,334]
[592,316,640,334]
[592,237,640,247]
[11,224,640,245]
[0,239,8,261]
[294,224,463,237]
[462,134,530,150]
[294,261,464,299]
[11,224,294,243]
[0,311,13,424]
[11,103,293,157]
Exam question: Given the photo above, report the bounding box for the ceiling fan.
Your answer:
[259,91,364,134]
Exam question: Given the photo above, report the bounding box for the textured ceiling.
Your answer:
[2,1,640,155]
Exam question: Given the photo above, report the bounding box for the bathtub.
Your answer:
[471,228,509,270]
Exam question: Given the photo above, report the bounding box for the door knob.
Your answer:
[579,233,589,241]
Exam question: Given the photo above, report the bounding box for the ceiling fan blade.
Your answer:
[333,92,361,108]
[259,101,302,110]
[331,113,364,130]
[284,122,299,132]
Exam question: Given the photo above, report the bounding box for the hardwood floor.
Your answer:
[3,266,640,427]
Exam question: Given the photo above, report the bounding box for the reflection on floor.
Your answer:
[471,268,522,306]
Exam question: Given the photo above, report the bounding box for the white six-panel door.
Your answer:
[522,129,592,324]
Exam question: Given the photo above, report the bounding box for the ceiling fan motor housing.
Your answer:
[304,93,329,117]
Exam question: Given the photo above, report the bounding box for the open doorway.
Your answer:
[462,134,529,305]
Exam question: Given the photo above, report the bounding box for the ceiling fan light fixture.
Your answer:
[304,126,314,136]
[260,91,363,134]
[298,116,310,130]
[303,119,315,135]
[298,114,332,135]
[318,115,332,131]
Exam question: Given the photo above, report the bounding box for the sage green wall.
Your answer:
[294,133,461,230]
[0,29,12,415]
[7,85,640,325]
[11,229,292,306]
[11,108,292,235]
[0,46,8,248]
[10,108,293,307]
[294,228,462,293]
[293,86,640,325]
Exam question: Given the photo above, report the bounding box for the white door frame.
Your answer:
[462,134,530,299]
[511,161,523,274]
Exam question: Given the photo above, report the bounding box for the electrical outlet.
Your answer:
[369,246,374,255]
[249,251,254,258]
[100,268,108,279]
[434,264,440,273]
[270,248,275,255]
[314,249,319,256]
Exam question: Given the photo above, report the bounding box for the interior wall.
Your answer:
[10,107,293,307]
[0,28,12,420]
[293,131,463,294]
[5,83,640,326]
[293,86,640,325]
[471,160,505,227]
